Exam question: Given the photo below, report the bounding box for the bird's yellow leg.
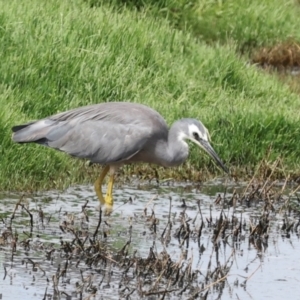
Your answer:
[94,165,109,206]
[104,171,115,208]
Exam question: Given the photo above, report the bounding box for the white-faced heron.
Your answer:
[12,102,228,213]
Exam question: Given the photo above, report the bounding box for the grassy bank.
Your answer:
[95,0,300,48]
[1,0,300,191]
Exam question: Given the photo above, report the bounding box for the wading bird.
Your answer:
[12,102,228,214]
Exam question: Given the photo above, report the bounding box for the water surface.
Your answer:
[1,180,300,299]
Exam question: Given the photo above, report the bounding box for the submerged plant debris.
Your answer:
[1,177,300,299]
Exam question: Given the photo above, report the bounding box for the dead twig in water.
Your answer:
[22,204,34,230]
[143,288,179,297]
[93,207,102,241]
[9,197,23,225]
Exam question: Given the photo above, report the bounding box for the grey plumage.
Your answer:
[12,102,228,171]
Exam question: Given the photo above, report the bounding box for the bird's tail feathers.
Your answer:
[11,119,55,144]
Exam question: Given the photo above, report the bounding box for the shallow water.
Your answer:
[1,181,300,299]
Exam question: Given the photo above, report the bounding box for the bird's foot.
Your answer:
[103,204,113,216]
[103,195,114,216]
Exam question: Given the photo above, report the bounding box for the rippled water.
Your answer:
[1,180,300,299]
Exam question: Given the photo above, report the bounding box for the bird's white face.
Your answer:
[177,122,228,173]
[178,124,210,145]
[177,123,210,150]
[187,124,210,143]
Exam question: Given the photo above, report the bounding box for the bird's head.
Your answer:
[180,119,229,173]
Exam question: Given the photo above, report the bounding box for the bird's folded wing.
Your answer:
[46,120,152,164]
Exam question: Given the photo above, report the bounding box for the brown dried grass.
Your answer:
[252,40,300,69]
[251,40,300,94]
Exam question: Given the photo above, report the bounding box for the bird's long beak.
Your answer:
[197,140,229,173]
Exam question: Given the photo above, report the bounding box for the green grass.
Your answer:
[1,0,300,191]
[95,0,300,49]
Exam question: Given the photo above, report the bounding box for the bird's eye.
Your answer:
[193,132,199,139]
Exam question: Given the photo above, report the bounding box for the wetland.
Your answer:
[1,178,300,299]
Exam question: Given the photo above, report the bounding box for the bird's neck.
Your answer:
[162,121,189,167]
